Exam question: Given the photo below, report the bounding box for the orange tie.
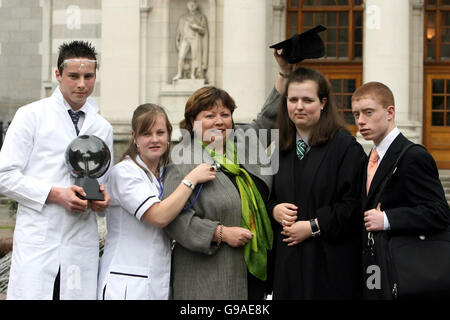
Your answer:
[366,149,379,195]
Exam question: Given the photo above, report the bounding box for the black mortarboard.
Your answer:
[270,25,327,64]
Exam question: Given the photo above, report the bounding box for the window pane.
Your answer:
[289,0,299,7]
[327,44,337,57]
[317,0,338,5]
[355,28,362,42]
[344,95,352,108]
[344,111,355,125]
[442,28,450,42]
[330,79,341,92]
[427,43,436,60]
[447,96,450,109]
[339,12,348,26]
[338,0,348,5]
[432,112,444,126]
[334,96,343,109]
[447,80,450,93]
[355,12,363,27]
[304,12,313,26]
[426,12,436,42]
[426,0,436,4]
[344,79,356,93]
[338,28,348,41]
[432,96,444,109]
[338,44,348,58]
[303,0,314,5]
[442,0,450,5]
[354,0,363,5]
[433,79,444,93]
[447,112,450,126]
[327,28,337,42]
[441,44,450,60]
[289,12,298,37]
[355,44,362,58]
[316,12,325,25]
[442,12,450,27]
[327,12,337,26]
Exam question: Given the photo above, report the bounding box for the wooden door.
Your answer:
[424,70,450,169]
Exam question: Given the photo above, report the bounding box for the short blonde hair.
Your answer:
[352,81,395,108]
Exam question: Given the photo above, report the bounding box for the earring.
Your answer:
[135,142,140,153]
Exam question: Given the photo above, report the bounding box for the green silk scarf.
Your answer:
[202,141,273,280]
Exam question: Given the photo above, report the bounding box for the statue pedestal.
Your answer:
[159,79,207,140]
[161,78,206,95]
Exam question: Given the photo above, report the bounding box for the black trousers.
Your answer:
[52,267,60,300]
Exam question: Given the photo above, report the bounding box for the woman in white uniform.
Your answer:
[98,104,216,300]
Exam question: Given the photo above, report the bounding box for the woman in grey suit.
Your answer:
[162,52,290,300]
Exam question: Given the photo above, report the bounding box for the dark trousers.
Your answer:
[52,267,60,300]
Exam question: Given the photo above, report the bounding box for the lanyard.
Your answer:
[182,184,203,211]
[181,161,221,211]
[156,167,166,200]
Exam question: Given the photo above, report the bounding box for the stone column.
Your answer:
[140,0,152,104]
[363,0,410,122]
[40,0,53,98]
[222,0,266,123]
[100,0,140,161]
[100,0,140,122]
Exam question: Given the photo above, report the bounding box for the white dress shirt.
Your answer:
[372,127,400,230]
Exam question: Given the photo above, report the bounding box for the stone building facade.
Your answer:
[1,0,449,168]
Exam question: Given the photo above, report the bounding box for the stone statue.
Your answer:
[173,0,209,82]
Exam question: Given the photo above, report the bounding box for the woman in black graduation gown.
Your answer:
[270,67,367,299]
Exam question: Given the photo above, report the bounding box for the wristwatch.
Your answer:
[310,219,320,237]
[182,179,195,190]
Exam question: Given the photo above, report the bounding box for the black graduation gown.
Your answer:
[270,130,367,299]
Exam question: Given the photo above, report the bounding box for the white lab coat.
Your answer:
[98,156,171,300]
[0,87,114,299]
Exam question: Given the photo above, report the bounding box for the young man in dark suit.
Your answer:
[351,81,450,299]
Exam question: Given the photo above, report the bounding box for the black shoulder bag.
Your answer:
[369,143,450,299]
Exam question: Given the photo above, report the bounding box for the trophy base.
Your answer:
[75,177,104,201]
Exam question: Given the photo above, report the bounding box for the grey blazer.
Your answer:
[163,88,281,299]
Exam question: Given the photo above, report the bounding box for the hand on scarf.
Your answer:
[222,226,253,247]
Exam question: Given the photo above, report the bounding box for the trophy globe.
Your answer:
[65,135,111,200]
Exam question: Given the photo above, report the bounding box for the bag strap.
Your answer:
[367,142,425,255]
[373,142,424,205]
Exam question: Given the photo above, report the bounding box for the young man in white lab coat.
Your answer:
[0,41,114,299]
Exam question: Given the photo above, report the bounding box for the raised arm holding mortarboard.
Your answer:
[268,25,367,299]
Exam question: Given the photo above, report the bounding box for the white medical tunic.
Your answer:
[0,87,114,299]
[98,156,171,300]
